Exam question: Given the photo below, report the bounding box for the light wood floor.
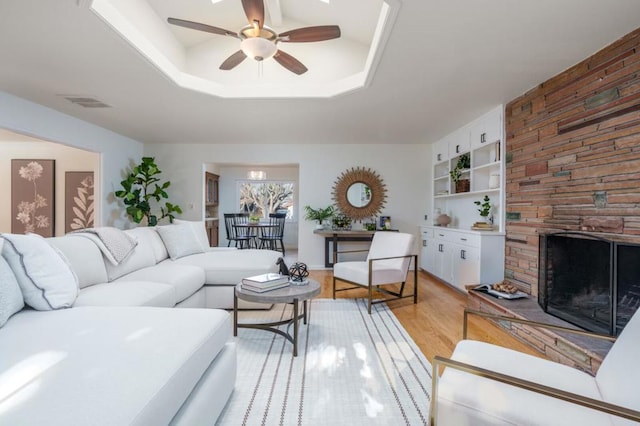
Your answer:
[308,269,545,363]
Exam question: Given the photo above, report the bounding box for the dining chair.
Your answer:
[223,213,253,249]
[332,231,417,314]
[258,213,286,255]
[234,213,258,248]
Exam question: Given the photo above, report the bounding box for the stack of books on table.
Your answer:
[241,273,290,293]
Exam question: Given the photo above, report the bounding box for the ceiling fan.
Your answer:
[167,0,341,75]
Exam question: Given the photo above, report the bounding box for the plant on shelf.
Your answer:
[304,205,335,229]
[449,152,471,183]
[115,157,182,226]
[474,195,492,220]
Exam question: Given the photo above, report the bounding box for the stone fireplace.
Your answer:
[478,27,640,371]
[538,232,640,336]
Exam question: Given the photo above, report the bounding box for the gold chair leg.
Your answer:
[332,276,336,299]
[368,285,373,314]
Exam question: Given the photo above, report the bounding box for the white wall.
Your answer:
[0,134,100,236]
[145,143,432,269]
[0,91,144,228]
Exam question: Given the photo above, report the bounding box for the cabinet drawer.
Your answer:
[421,228,434,239]
[434,230,480,247]
[453,233,480,247]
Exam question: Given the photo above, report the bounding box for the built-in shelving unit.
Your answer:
[421,105,506,291]
[431,106,504,230]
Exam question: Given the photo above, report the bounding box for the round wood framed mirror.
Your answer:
[332,167,387,220]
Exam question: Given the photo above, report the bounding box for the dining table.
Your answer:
[233,222,278,249]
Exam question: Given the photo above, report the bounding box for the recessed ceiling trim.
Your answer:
[90,0,400,99]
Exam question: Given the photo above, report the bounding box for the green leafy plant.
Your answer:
[332,213,352,230]
[304,205,334,224]
[474,195,492,218]
[449,152,471,183]
[114,157,182,226]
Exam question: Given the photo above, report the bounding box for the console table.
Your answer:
[313,229,397,268]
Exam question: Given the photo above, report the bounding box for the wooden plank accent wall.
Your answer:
[505,28,640,296]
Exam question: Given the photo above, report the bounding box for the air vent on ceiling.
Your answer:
[63,96,111,108]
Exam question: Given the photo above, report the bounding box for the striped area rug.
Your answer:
[216,298,432,425]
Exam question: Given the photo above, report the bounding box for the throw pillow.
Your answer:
[174,219,210,251]
[0,255,24,327]
[1,233,78,310]
[156,223,205,260]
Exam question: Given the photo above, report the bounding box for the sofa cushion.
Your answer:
[0,307,232,426]
[437,339,610,425]
[1,233,78,310]
[48,235,109,288]
[170,249,280,285]
[74,281,176,307]
[117,263,204,303]
[104,238,156,282]
[0,255,24,327]
[125,227,168,264]
[157,223,204,260]
[174,219,210,251]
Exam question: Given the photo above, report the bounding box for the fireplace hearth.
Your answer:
[539,232,640,336]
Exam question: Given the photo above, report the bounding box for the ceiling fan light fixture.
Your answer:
[241,37,277,61]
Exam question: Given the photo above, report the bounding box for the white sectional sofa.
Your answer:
[0,221,283,425]
[48,221,281,309]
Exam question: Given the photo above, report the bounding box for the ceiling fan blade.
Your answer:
[279,25,341,43]
[220,50,248,70]
[241,0,265,29]
[167,17,238,39]
[273,50,308,75]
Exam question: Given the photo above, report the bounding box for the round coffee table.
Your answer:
[233,279,321,357]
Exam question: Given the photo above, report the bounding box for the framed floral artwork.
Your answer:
[11,159,55,237]
[65,171,95,233]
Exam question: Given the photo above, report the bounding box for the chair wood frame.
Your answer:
[429,309,639,425]
[332,254,418,314]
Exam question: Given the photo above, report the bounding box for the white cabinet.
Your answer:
[470,108,501,150]
[432,138,448,164]
[420,226,505,292]
[448,128,471,158]
[451,244,480,288]
[420,228,436,271]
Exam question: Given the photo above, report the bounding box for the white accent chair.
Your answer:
[332,231,417,314]
[430,308,640,425]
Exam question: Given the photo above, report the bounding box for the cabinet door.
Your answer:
[433,241,453,282]
[451,244,480,291]
[448,129,471,157]
[471,110,501,150]
[432,139,448,164]
[421,236,436,272]
[205,173,219,206]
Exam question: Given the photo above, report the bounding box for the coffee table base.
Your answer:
[234,296,308,357]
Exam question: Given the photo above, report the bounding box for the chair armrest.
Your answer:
[368,253,418,263]
[462,308,617,342]
[430,355,640,425]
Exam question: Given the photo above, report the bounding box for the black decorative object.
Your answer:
[276,257,290,276]
[289,262,309,285]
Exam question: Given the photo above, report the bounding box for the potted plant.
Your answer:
[304,205,335,229]
[474,195,492,222]
[114,157,182,226]
[332,213,352,230]
[450,153,471,193]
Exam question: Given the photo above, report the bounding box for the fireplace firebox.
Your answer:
[539,232,640,336]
